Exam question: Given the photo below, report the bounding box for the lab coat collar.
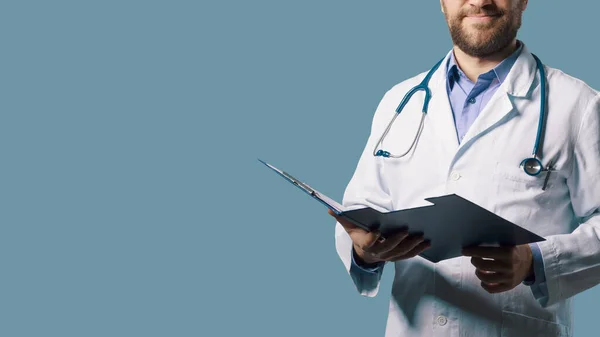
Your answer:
[424,44,539,161]
[501,43,538,97]
[426,50,461,153]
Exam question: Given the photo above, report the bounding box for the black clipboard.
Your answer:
[260,159,545,263]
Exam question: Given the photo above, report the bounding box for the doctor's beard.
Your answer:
[444,3,524,58]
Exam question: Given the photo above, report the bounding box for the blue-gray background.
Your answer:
[1,1,598,336]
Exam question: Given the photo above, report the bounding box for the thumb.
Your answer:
[328,210,381,249]
[328,209,358,230]
[350,229,381,250]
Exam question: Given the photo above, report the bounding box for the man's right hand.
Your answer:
[328,209,431,266]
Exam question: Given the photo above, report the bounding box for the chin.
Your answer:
[465,34,494,46]
[463,21,497,31]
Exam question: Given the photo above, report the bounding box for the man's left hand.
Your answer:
[462,244,533,294]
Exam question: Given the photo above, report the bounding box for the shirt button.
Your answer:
[468,97,476,104]
[437,315,448,326]
[450,171,461,181]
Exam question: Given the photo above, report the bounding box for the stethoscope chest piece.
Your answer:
[520,157,543,176]
[374,52,550,181]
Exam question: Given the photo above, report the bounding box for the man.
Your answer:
[329,0,600,336]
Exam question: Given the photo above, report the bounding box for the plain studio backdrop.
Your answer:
[1,1,599,336]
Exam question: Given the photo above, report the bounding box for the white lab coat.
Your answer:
[335,45,600,337]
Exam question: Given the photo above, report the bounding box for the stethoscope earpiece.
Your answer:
[375,150,391,158]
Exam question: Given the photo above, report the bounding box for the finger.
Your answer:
[475,269,510,284]
[379,234,427,260]
[481,281,514,294]
[368,230,410,255]
[462,246,513,260]
[388,240,432,261]
[470,257,512,273]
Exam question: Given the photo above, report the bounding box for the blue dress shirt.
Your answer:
[350,42,548,304]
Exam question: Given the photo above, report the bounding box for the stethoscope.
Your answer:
[373,53,549,177]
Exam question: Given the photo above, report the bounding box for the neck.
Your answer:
[453,40,518,82]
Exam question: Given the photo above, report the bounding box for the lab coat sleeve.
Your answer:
[335,90,395,297]
[348,247,385,293]
[523,243,549,303]
[536,93,600,308]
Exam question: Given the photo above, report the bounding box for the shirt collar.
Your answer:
[446,40,524,87]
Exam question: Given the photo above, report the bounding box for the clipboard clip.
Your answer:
[281,170,316,196]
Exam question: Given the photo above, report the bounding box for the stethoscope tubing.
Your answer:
[374,53,548,176]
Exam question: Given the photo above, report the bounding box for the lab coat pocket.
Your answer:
[492,161,550,189]
[490,161,557,225]
[501,310,570,337]
[491,161,559,202]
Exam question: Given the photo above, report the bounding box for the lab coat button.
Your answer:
[450,171,461,181]
[436,315,448,326]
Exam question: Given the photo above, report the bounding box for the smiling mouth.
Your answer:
[465,14,501,19]
[463,14,501,24]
